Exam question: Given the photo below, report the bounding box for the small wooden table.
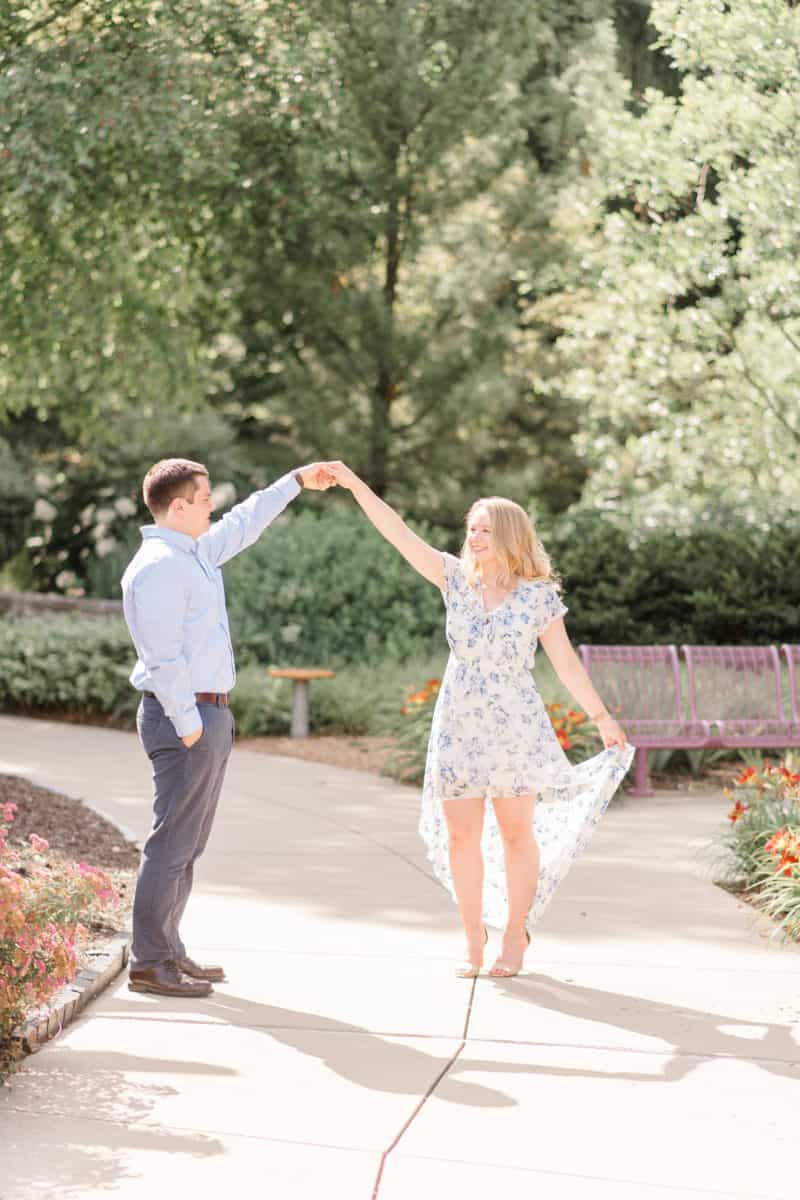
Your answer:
[268,668,335,737]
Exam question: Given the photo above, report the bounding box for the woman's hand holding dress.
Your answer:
[595,713,627,752]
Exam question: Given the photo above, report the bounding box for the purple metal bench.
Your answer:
[578,645,707,796]
[579,644,800,796]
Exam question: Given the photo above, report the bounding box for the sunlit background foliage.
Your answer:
[1,2,798,620]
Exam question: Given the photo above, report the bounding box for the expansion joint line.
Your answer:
[371,976,478,1198]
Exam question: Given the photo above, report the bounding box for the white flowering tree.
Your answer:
[531,0,800,526]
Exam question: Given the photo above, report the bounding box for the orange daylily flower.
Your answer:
[736,767,758,785]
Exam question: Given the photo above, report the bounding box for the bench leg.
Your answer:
[627,747,654,797]
[290,680,310,738]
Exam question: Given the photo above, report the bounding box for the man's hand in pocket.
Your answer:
[182,727,203,749]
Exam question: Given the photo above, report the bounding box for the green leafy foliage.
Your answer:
[223,506,451,667]
[542,0,800,526]
[547,510,800,645]
[0,613,449,738]
[0,617,136,720]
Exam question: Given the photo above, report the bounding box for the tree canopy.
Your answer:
[1,0,794,594]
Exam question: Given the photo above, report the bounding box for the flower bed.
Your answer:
[715,760,800,941]
[0,802,121,1048]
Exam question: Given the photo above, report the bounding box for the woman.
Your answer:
[329,462,633,978]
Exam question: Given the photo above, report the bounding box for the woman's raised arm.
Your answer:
[328,462,444,589]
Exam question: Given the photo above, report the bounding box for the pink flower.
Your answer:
[29,834,49,854]
[2,802,17,824]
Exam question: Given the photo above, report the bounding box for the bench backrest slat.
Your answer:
[782,644,800,722]
[578,645,682,721]
[681,645,783,721]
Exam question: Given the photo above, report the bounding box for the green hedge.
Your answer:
[0,614,448,737]
[223,507,450,667]
[0,616,137,721]
[6,510,796,728]
[225,506,799,654]
[545,512,800,646]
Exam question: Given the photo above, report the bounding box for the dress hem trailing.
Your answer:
[419,743,635,930]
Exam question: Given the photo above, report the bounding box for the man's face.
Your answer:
[172,475,214,540]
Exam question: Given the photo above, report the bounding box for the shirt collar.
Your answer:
[140,525,197,554]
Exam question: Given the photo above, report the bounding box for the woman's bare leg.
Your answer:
[490,793,538,976]
[442,796,486,969]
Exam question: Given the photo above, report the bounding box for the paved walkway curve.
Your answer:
[1,715,798,1199]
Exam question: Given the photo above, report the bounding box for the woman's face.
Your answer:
[467,505,496,566]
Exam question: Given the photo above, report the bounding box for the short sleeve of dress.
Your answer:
[440,551,462,601]
[533,583,568,636]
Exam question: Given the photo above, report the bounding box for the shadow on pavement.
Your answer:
[2,1057,224,1199]
[487,973,800,1082]
[98,990,518,1109]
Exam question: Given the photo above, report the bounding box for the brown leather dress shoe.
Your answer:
[128,960,212,997]
[176,955,226,983]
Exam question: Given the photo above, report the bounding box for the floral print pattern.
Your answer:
[419,552,634,930]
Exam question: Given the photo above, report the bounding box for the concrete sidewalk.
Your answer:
[0,714,798,1200]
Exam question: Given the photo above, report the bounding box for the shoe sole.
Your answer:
[128,979,213,997]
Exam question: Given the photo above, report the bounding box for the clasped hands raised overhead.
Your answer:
[294,460,365,491]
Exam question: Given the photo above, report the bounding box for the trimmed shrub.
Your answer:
[98,504,800,659]
[0,615,450,738]
[223,506,451,667]
[0,616,136,721]
[546,512,800,646]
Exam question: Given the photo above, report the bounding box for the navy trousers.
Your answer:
[132,695,234,968]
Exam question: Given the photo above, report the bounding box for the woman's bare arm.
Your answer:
[539,618,627,750]
[327,462,445,589]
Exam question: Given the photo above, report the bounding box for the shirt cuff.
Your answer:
[171,705,202,738]
[273,472,302,502]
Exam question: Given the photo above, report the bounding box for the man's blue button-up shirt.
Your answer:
[121,472,300,737]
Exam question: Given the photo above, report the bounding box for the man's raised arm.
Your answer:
[200,463,335,568]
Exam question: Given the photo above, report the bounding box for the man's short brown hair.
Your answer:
[142,458,209,517]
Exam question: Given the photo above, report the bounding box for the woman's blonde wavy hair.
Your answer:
[462,497,561,592]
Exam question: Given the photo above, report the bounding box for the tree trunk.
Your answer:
[369,154,401,497]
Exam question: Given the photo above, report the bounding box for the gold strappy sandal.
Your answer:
[455,926,488,978]
[489,927,531,978]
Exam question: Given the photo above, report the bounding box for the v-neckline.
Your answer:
[476,581,520,617]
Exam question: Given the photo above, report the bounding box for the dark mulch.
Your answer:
[0,773,140,870]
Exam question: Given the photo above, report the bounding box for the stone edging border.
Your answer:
[10,932,130,1056]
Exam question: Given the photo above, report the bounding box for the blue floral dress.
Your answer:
[419,552,634,930]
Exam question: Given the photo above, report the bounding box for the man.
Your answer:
[121,458,334,997]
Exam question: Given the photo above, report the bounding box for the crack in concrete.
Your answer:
[371,975,478,1197]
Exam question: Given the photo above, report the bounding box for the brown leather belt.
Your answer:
[144,691,230,707]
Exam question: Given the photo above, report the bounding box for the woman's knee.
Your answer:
[498,820,533,851]
[448,817,482,850]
